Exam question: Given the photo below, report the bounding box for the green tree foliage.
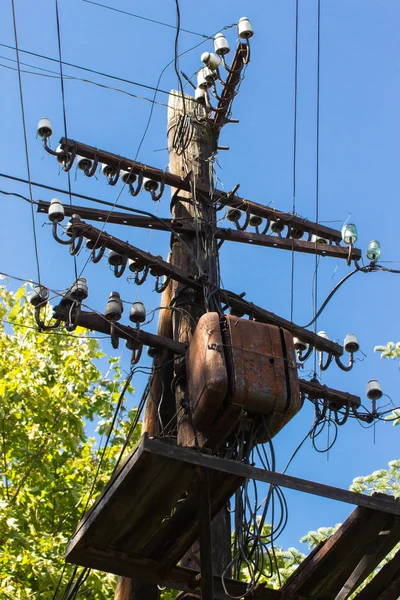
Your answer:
[374,342,400,425]
[0,282,141,598]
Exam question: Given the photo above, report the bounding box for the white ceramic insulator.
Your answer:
[48,198,65,223]
[201,52,221,70]
[37,117,53,138]
[214,33,230,56]
[143,177,159,192]
[238,17,254,39]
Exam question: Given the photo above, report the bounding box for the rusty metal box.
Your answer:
[187,313,302,438]
[186,312,228,432]
[224,315,302,438]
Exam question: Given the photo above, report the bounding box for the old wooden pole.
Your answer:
[167,91,231,579]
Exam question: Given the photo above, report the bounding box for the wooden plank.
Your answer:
[66,438,193,561]
[212,44,247,130]
[299,379,361,408]
[153,471,243,572]
[216,227,361,260]
[58,137,354,244]
[353,546,400,600]
[196,467,214,600]
[37,200,361,261]
[67,219,345,356]
[282,507,392,598]
[66,542,283,600]
[143,437,400,516]
[334,516,400,599]
[53,307,187,355]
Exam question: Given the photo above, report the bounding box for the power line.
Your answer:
[55,0,78,280]
[0,172,203,272]
[0,42,185,99]
[0,57,170,108]
[313,0,321,375]
[290,0,299,325]
[10,0,42,287]
[81,0,208,38]
[133,22,236,160]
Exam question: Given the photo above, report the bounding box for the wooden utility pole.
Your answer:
[167,92,219,447]
[114,92,230,599]
[167,91,231,581]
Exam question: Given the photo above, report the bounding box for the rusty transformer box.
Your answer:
[187,313,302,440]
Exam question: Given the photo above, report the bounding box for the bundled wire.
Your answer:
[222,418,288,597]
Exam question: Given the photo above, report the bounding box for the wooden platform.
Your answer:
[66,435,400,599]
[66,435,244,579]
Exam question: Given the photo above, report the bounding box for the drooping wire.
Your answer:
[290,0,299,324]
[55,0,78,280]
[300,265,368,328]
[10,0,42,286]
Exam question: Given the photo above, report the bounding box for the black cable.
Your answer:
[173,0,187,119]
[55,0,78,280]
[0,173,204,274]
[0,42,188,99]
[80,368,135,517]
[313,0,321,374]
[0,57,170,107]
[290,0,299,324]
[82,0,207,37]
[133,22,235,160]
[10,0,42,286]
[300,266,365,328]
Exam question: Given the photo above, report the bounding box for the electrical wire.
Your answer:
[81,0,208,37]
[1,318,107,339]
[0,42,192,100]
[0,57,170,109]
[55,0,78,280]
[133,22,236,160]
[10,0,42,286]
[80,366,135,516]
[313,0,321,375]
[300,265,368,328]
[0,173,205,278]
[290,0,299,324]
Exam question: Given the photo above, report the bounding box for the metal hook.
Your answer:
[135,265,149,286]
[150,176,165,202]
[107,162,121,186]
[91,244,106,264]
[129,171,144,197]
[84,153,99,178]
[112,255,127,278]
[155,275,171,293]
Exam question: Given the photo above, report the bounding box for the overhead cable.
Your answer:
[81,0,208,37]
[10,0,42,286]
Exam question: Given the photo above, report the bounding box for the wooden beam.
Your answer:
[195,467,214,600]
[58,137,361,246]
[37,199,361,261]
[69,219,344,356]
[212,44,247,130]
[281,507,394,598]
[353,546,400,599]
[299,379,361,408]
[53,306,187,355]
[143,437,400,516]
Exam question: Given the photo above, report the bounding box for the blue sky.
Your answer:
[0,0,399,553]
